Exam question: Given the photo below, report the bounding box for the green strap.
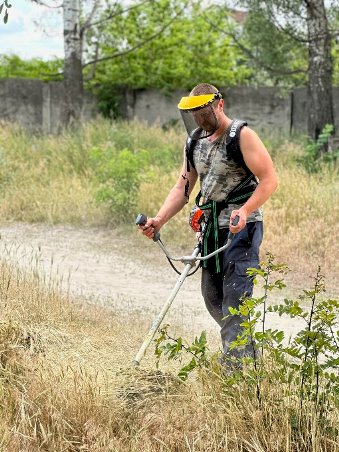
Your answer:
[196,173,257,272]
[212,201,220,272]
[228,190,255,204]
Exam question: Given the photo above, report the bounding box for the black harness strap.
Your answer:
[187,119,258,273]
[183,136,198,200]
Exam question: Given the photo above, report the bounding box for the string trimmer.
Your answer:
[133,213,239,366]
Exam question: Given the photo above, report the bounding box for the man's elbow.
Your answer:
[273,172,279,192]
[271,175,278,193]
[260,172,278,196]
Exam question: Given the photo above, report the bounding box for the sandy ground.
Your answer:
[0,222,321,351]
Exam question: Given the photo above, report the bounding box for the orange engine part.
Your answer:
[190,208,205,232]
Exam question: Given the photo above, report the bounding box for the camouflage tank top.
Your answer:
[192,128,263,228]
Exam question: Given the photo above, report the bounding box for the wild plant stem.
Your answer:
[300,267,322,410]
[261,256,272,359]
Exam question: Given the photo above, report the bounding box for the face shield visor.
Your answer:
[178,92,222,140]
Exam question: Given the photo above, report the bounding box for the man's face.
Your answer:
[192,103,219,133]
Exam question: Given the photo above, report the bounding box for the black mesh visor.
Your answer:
[180,104,219,140]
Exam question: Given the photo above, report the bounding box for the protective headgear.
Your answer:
[178,92,222,140]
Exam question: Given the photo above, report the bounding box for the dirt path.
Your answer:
[0,222,310,344]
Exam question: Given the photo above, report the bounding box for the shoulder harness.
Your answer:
[185,119,258,273]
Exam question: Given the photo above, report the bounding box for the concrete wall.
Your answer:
[219,86,291,135]
[127,86,291,135]
[0,79,43,131]
[292,86,339,135]
[0,78,338,137]
[0,78,97,134]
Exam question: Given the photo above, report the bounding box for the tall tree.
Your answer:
[63,0,83,123]
[233,0,337,140]
[306,0,334,140]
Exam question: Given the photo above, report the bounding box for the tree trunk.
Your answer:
[306,0,334,143]
[63,0,83,124]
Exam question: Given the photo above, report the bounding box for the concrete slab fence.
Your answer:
[1,79,338,141]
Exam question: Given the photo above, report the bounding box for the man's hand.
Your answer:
[139,216,162,240]
[230,207,248,233]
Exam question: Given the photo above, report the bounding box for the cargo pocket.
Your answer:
[235,260,259,278]
[234,260,259,297]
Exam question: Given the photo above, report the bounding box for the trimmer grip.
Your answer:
[135,213,160,242]
[227,215,240,241]
[135,213,147,226]
[232,215,240,227]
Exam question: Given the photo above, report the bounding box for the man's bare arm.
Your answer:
[230,127,278,232]
[141,161,198,239]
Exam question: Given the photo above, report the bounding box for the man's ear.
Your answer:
[218,99,224,111]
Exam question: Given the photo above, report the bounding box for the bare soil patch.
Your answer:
[0,222,328,352]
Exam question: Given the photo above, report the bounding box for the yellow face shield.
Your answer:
[178,92,222,140]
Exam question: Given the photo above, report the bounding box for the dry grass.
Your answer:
[0,259,338,451]
[137,140,339,293]
[0,120,338,450]
[0,121,110,226]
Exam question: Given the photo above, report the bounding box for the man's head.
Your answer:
[178,83,224,140]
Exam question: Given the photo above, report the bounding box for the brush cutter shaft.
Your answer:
[157,234,234,262]
[198,237,233,261]
[132,214,240,365]
[132,246,201,366]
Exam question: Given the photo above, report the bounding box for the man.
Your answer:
[140,83,278,362]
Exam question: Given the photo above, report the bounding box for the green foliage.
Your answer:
[238,0,339,88]
[88,0,252,116]
[155,325,209,381]
[230,257,339,428]
[154,253,339,442]
[0,55,63,81]
[241,10,307,87]
[300,124,339,173]
[329,5,339,85]
[88,123,182,221]
[89,147,150,220]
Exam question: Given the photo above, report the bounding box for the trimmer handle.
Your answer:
[135,213,160,242]
[227,215,240,241]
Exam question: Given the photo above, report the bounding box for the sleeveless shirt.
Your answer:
[192,129,263,228]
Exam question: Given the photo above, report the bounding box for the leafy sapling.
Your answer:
[154,324,209,381]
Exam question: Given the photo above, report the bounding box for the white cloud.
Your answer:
[0,0,64,60]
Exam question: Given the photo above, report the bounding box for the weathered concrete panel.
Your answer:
[291,87,308,136]
[0,78,43,131]
[0,79,97,133]
[132,88,188,128]
[221,86,291,135]
[0,78,338,138]
[291,86,339,137]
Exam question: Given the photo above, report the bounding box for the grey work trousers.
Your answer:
[201,221,263,358]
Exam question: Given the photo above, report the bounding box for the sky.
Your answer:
[0,0,64,60]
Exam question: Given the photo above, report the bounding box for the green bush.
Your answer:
[155,255,339,447]
[89,136,181,222]
[300,124,339,173]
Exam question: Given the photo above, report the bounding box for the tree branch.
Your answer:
[84,0,152,31]
[201,12,307,77]
[31,0,63,8]
[82,3,186,70]
[81,0,101,34]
